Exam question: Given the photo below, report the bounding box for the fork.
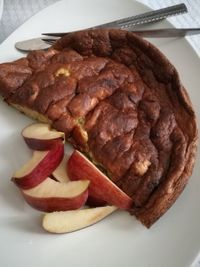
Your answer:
[42,28,200,46]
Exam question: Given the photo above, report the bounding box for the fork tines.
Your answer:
[41,38,58,45]
[42,32,70,37]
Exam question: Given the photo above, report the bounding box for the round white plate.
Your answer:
[0,1,199,267]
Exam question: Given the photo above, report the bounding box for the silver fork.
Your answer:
[42,28,200,46]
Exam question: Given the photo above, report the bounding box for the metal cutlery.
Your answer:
[130,27,200,37]
[15,3,188,52]
[42,28,200,44]
[42,3,187,35]
[16,27,200,52]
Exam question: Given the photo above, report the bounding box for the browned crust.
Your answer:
[132,114,198,227]
[0,29,198,227]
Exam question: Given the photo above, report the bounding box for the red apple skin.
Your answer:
[21,190,88,212]
[12,142,64,190]
[24,137,64,151]
[67,151,133,210]
[22,123,65,151]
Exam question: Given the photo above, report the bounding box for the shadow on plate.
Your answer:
[0,131,31,211]
[2,214,46,235]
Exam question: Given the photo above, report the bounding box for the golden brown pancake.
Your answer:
[0,29,198,227]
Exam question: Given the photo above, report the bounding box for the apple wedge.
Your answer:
[12,142,64,189]
[67,150,133,210]
[52,154,70,183]
[42,205,117,233]
[22,123,65,150]
[21,178,89,212]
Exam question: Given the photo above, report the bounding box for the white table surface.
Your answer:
[0,0,199,266]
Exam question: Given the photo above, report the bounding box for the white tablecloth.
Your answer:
[0,0,199,266]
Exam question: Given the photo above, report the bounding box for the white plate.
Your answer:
[0,0,200,267]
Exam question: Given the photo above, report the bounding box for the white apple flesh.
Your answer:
[42,205,117,233]
[21,178,90,212]
[67,150,133,210]
[52,154,70,183]
[12,142,64,189]
[22,123,65,150]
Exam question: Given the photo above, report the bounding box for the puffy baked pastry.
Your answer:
[0,29,197,227]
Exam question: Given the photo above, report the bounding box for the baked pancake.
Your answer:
[0,29,198,227]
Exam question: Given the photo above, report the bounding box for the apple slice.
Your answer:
[42,205,117,233]
[22,123,65,150]
[52,154,70,183]
[67,150,133,210]
[12,142,64,189]
[21,178,89,212]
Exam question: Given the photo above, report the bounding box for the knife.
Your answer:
[15,4,188,52]
[43,3,188,34]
